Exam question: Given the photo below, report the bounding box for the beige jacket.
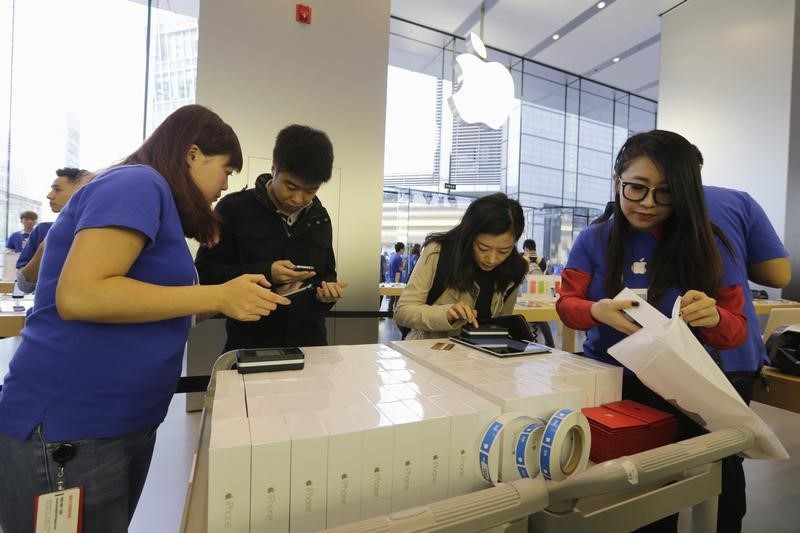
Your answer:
[394,242,518,340]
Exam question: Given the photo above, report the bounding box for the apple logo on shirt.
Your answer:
[631,258,647,275]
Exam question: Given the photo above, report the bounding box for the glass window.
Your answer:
[0,0,198,245]
[383,17,657,267]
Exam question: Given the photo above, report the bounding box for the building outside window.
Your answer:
[0,0,197,245]
[382,17,657,267]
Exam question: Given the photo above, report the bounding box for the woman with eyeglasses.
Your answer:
[557,129,746,363]
[556,129,747,532]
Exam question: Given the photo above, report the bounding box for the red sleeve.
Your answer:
[555,268,601,330]
[698,285,747,348]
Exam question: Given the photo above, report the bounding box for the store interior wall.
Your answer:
[657,0,797,296]
[194,0,390,343]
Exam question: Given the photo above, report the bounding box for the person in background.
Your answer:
[195,124,347,351]
[405,243,421,281]
[385,241,405,314]
[693,149,790,533]
[556,130,748,533]
[5,211,37,253]
[395,192,528,340]
[0,104,289,532]
[16,168,95,293]
[521,238,546,275]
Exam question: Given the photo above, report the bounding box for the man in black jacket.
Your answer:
[195,124,347,350]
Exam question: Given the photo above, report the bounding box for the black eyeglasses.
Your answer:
[620,181,672,206]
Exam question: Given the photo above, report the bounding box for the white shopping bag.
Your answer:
[608,293,788,460]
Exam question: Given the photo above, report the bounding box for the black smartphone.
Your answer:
[273,282,314,298]
[292,265,315,272]
[236,347,305,373]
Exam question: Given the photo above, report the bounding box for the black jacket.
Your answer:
[195,174,337,350]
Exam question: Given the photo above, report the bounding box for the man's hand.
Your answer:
[316,280,349,303]
[271,259,316,284]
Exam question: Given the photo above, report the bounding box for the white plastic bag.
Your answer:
[608,293,788,460]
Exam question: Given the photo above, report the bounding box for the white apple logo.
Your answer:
[631,258,647,275]
[448,33,515,130]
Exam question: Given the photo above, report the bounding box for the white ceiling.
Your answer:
[390,0,685,101]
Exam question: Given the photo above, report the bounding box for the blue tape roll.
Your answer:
[514,421,545,479]
[539,407,590,481]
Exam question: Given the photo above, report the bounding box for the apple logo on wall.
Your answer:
[448,33,515,130]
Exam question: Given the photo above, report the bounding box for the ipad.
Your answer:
[449,336,551,357]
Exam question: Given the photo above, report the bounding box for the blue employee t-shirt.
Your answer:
[705,186,788,372]
[16,222,53,269]
[388,252,404,283]
[6,230,31,252]
[566,221,740,368]
[0,165,196,441]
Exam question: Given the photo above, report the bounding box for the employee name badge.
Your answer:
[34,487,84,533]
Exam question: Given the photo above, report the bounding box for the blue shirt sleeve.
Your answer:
[741,191,788,263]
[69,166,165,246]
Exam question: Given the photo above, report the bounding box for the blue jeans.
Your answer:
[0,425,157,533]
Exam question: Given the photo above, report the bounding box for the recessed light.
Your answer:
[612,57,620,63]
[597,2,606,8]
[552,34,560,40]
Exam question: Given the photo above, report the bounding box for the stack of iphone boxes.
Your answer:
[391,339,622,416]
[390,339,622,481]
[207,344,504,532]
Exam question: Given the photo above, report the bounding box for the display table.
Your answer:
[752,366,800,414]
[0,295,33,337]
[181,346,751,533]
[378,283,405,296]
[753,299,800,315]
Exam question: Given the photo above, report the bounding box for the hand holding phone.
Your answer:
[292,264,315,272]
[273,281,314,298]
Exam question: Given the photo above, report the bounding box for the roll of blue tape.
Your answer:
[514,420,546,479]
[478,411,534,484]
[539,408,590,481]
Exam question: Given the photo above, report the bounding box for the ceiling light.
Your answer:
[597,2,606,8]
[552,34,560,40]
[612,57,620,63]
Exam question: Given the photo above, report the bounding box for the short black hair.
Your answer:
[55,167,88,183]
[273,125,334,185]
[522,239,536,251]
[395,242,405,252]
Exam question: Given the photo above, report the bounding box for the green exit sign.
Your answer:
[443,183,456,190]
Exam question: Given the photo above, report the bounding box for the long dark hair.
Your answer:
[424,192,528,294]
[603,130,733,305]
[121,104,243,246]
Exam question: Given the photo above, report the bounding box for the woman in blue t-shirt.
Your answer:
[0,105,290,532]
[557,129,748,533]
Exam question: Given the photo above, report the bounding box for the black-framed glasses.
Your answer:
[620,181,672,206]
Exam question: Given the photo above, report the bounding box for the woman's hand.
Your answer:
[219,274,290,321]
[447,302,479,328]
[679,290,720,328]
[590,298,641,335]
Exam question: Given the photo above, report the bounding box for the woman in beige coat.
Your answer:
[395,193,528,340]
